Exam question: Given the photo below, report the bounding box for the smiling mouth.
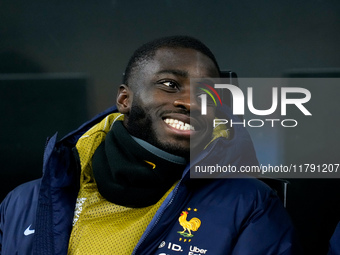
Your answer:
[163,118,195,131]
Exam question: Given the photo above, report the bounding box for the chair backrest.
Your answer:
[219,70,239,107]
[218,72,290,207]
[259,176,290,208]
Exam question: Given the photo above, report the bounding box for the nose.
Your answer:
[173,89,200,112]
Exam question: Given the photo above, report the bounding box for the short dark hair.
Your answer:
[123,35,220,85]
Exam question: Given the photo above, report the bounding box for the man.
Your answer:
[0,36,300,254]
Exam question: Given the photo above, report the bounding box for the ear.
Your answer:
[116,84,132,114]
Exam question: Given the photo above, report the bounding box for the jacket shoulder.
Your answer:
[0,179,42,254]
[194,177,277,205]
[1,179,41,210]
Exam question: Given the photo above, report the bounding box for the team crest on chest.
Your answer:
[177,207,201,242]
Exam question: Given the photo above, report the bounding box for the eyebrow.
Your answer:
[156,69,188,78]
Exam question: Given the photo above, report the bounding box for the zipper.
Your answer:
[42,136,52,172]
[131,140,222,254]
[131,177,183,255]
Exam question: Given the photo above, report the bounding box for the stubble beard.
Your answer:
[125,104,190,158]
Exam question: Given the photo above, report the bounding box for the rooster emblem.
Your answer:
[178,211,201,237]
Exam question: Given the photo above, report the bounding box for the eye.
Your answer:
[162,81,177,88]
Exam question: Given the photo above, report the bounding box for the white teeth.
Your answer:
[164,118,195,131]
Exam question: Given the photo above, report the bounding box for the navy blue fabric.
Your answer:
[0,105,300,254]
[0,180,40,254]
[328,222,340,255]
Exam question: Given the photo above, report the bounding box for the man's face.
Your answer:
[118,47,219,157]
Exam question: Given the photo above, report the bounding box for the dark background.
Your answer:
[1,0,340,254]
